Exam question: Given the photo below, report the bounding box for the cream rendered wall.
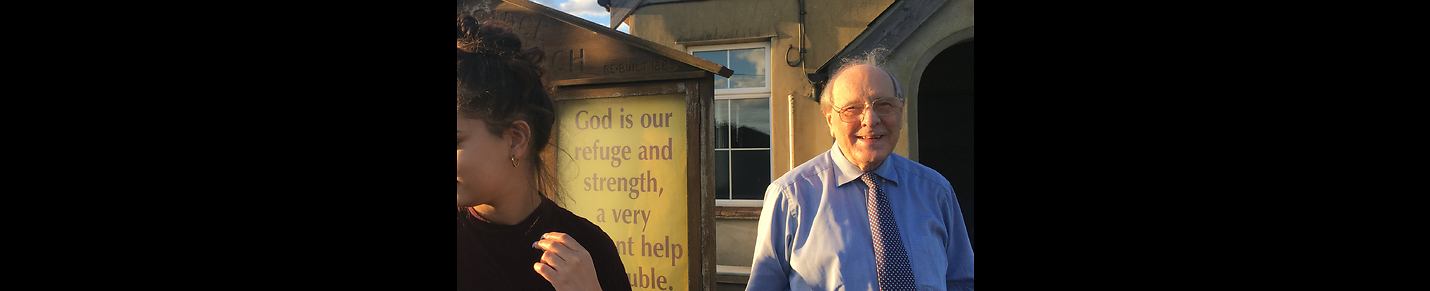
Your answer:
[714,219,759,266]
[629,0,897,182]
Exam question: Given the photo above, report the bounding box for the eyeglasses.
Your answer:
[833,98,904,123]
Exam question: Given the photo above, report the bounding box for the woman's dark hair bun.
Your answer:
[456,14,552,134]
[456,15,523,57]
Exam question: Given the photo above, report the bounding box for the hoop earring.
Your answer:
[511,155,519,168]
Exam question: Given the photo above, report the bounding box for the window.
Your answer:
[691,42,772,207]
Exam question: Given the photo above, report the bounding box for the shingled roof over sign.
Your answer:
[459,0,734,86]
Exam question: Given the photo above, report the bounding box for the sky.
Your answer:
[531,0,630,33]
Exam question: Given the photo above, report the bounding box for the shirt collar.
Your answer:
[829,143,901,187]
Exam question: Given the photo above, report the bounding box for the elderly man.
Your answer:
[747,59,974,291]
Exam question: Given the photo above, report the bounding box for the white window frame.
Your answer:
[689,41,774,207]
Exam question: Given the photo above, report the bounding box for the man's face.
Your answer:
[825,65,903,172]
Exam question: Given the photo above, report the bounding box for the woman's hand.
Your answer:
[533,232,603,291]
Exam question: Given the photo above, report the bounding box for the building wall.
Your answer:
[881,0,975,161]
[630,0,899,177]
[625,0,975,272]
[715,219,759,266]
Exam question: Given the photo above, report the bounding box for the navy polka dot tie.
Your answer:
[863,173,917,291]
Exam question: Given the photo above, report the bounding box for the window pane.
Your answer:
[730,150,771,200]
[714,99,731,149]
[731,99,771,149]
[715,150,731,200]
[727,48,767,89]
[694,51,730,89]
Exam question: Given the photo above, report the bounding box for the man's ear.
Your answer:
[508,120,532,159]
[825,112,837,138]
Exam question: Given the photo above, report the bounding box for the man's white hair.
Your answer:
[820,48,905,113]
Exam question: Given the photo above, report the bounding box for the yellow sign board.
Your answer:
[557,94,689,291]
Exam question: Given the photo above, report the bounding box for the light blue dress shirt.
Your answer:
[748,144,975,291]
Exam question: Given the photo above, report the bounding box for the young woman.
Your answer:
[456,15,631,291]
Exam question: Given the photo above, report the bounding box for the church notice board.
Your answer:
[459,1,728,290]
[552,79,718,291]
[555,92,704,291]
